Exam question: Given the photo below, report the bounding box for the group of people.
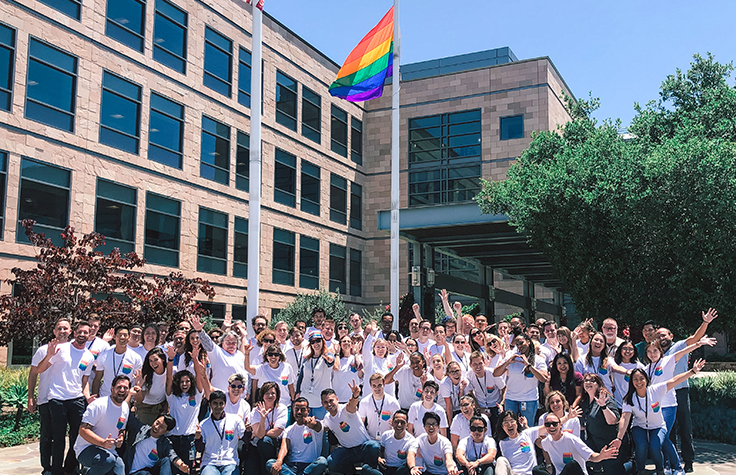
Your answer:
[27,295,718,475]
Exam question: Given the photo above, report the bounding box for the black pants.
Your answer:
[168,434,195,475]
[532,461,585,475]
[670,387,695,463]
[39,402,53,472]
[49,397,86,475]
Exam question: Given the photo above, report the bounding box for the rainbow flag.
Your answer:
[329,7,394,102]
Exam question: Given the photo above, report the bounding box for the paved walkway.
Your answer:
[1,439,735,475]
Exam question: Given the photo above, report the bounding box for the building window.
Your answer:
[274,148,296,207]
[0,151,7,239]
[153,0,187,74]
[350,248,362,297]
[329,243,346,293]
[149,92,184,168]
[0,23,15,112]
[204,26,232,97]
[236,131,249,191]
[17,158,70,246]
[238,48,251,108]
[94,179,136,255]
[201,116,230,185]
[232,304,246,321]
[197,207,228,275]
[329,174,347,224]
[299,236,319,289]
[301,86,321,143]
[300,160,320,216]
[144,192,180,267]
[38,0,81,20]
[25,38,77,132]
[275,71,297,131]
[272,228,295,285]
[408,109,482,206]
[350,118,363,165]
[500,114,524,140]
[99,71,141,154]
[350,183,362,230]
[198,302,225,322]
[233,216,247,278]
[106,0,146,52]
[331,105,348,157]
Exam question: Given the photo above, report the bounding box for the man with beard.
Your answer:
[92,325,143,398]
[538,413,618,475]
[266,397,327,475]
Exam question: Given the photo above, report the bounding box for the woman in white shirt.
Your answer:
[493,333,548,423]
[166,345,205,473]
[135,347,168,425]
[536,390,581,438]
[333,335,364,402]
[250,382,288,475]
[296,331,335,419]
[244,344,295,408]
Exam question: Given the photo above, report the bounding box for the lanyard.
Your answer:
[471,440,483,461]
[210,416,226,442]
[309,356,319,386]
[474,372,487,405]
[647,359,661,381]
[293,348,304,373]
[265,408,274,429]
[636,391,649,429]
[372,395,385,417]
[113,350,125,375]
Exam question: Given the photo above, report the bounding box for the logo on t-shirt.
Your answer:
[415,388,423,397]
[350,363,358,373]
[122,363,133,375]
[486,386,495,394]
[188,396,197,407]
[520,441,531,453]
[654,366,663,377]
[563,452,573,464]
[90,349,100,360]
[148,448,159,461]
[387,363,394,371]
[525,371,534,378]
[78,357,91,371]
[281,375,289,386]
[381,410,391,421]
[117,417,126,430]
[225,429,234,441]
[651,401,660,413]
[397,450,407,460]
[433,455,444,466]
[624,374,630,382]
[303,431,313,444]
[598,366,608,375]
[339,421,350,432]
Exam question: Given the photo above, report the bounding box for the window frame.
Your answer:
[330,105,348,157]
[237,47,251,108]
[300,160,320,216]
[301,85,321,143]
[197,206,228,275]
[0,22,16,113]
[350,117,363,165]
[349,248,362,297]
[329,243,346,294]
[235,130,249,192]
[94,178,137,255]
[200,115,231,185]
[299,235,319,290]
[99,70,142,154]
[233,216,248,278]
[272,227,295,286]
[17,157,72,246]
[329,173,347,225]
[275,70,297,131]
[500,114,524,140]
[0,151,8,240]
[105,0,147,52]
[274,148,297,207]
[349,182,362,230]
[152,0,188,74]
[144,191,181,268]
[148,91,185,169]
[37,0,82,21]
[203,26,233,97]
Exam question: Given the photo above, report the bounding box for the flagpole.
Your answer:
[390,0,400,331]
[247,2,263,340]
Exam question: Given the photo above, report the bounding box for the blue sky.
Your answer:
[265,0,736,127]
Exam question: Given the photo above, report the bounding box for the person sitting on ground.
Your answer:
[196,390,247,475]
[123,413,188,475]
[455,415,496,475]
[379,409,414,475]
[266,397,327,475]
[406,411,459,475]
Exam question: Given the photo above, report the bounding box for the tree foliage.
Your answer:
[275,288,347,329]
[0,221,215,345]
[476,54,736,340]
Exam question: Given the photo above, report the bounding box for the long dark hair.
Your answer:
[172,370,196,398]
[585,331,609,368]
[469,329,485,352]
[549,353,577,398]
[623,368,650,406]
[494,410,523,447]
[142,347,167,391]
[184,329,207,367]
[614,339,639,365]
[514,333,536,361]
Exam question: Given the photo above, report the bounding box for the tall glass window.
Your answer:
[350,248,362,296]
[0,151,7,239]
[272,228,295,285]
[299,236,319,289]
[233,216,248,278]
[331,105,348,157]
[0,23,15,112]
[350,182,362,230]
[25,38,77,132]
[301,86,321,143]
[17,158,70,246]
[329,174,347,224]
[235,131,249,191]
[144,192,180,267]
[274,148,296,207]
[500,114,524,140]
[149,92,184,168]
[153,0,187,74]
[275,71,297,131]
[201,116,230,185]
[197,207,228,275]
[351,117,363,165]
[238,48,251,108]
[300,160,320,216]
[106,0,146,52]
[329,243,346,293]
[204,27,232,97]
[99,71,141,154]
[408,109,482,206]
[38,0,81,20]
[94,179,137,255]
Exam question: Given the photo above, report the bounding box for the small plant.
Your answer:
[0,368,30,432]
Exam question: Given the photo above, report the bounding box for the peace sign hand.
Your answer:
[348,380,361,399]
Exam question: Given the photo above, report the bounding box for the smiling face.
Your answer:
[620,343,635,363]
[293,400,309,424]
[642,323,656,342]
[447,363,462,383]
[423,415,440,436]
[514,335,529,354]
[460,398,475,417]
[470,420,486,442]
[631,371,648,392]
[222,334,239,354]
[590,333,606,355]
[422,385,437,403]
[115,329,130,347]
[373,341,388,358]
[381,315,393,333]
[74,325,90,346]
[321,392,339,415]
[602,319,618,342]
[544,414,561,437]
[111,378,131,405]
[349,314,362,330]
[646,344,662,362]
[339,335,352,354]
[336,323,349,339]
[470,356,484,375]
[556,330,568,346]
[406,339,418,353]
[210,398,226,419]
[431,354,444,372]
[548,394,564,416]
[475,315,487,330]
[555,356,569,375]
[229,379,245,399]
[178,374,192,393]
[502,414,518,437]
[275,322,288,343]
[370,378,385,398]
[88,319,100,338]
[263,387,278,407]
[526,327,540,341]
[322,322,335,341]
[290,329,304,347]
[148,353,164,373]
[130,327,142,344]
[453,335,467,353]
[54,319,72,342]
[253,317,268,335]
[150,416,169,438]
[409,354,424,373]
[143,326,158,345]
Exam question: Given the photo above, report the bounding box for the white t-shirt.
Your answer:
[250,404,288,445]
[450,413,490,441]
[334,356,362,402]
[417,339,437,355]
[498,427,541,475]
[210,347,247,393]
[284,343,306,379]
[394,366,433,409]
[130,436,160,473]
[439,377,468,413]
[622,382,668,430]
[225,396,251,422]
[32,344,52,405]
[47,342,95,401]
[466,369,505,408]
[408,433,453,475]
[458,435,496,463]
[450,352,470,376]
[357,393,401,440]
[95,347,143,397]
[644,355,677,407]
[299,356,334,408]
[283,422,323,464]
[576,340,589,358]
[408,401,448,437]
[142,371,167,405]
[322,404,370,449]
[381,430,414,468]
[73,396,129,456]
[575,356,613,394]
[502,353,546,402]
[86,337,111,362]
[539,342,560,367]
[128,344,149,363]
[537,412,581,438]
[362,352,397,397]
[612,361,644,407]
[200,414,246,467]
[540,432,595,475]
[254,363,294,406]
[167,390,203,436]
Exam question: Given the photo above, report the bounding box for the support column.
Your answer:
[523,280,535,323]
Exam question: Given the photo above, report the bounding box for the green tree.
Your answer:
[476,54,736,343]
[276,288,347,329]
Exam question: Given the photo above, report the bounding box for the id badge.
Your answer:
[520,401,527,411]
[308,386,314,394]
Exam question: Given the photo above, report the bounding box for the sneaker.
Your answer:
[684,462,694,473]
[673,469,686,475]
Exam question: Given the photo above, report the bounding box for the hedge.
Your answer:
[690,371,736,445]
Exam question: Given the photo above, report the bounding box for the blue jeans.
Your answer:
[201,463,238,475]
[662,406,681,470]
[132,456,174,475]
[266,457,327,475]
[256,437,280,475]
[505,399,538,425]
[309,406,327,419]
[631,426,666,471]
[168,434,195,474]
[77,445,125,475]
[327,440,381,475]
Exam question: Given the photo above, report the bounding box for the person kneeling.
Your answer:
[456,416,496,475]
[197,390,247,475]
[266,397,327,475]
[124,413,187,475]
[407,412,459,475]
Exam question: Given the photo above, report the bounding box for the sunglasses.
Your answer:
[262,339,275,344]
[267,353,279,357]
[230,384,244,389]
[544,421,560,427]
[337,325,348,330]
[469,426,486,433]
[424,422,438,428]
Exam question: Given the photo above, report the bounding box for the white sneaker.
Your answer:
[673,469,686,475]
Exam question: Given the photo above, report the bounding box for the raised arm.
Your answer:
[686,308,718,346]
[166,346,175,396]
[675,337,716,363]
[190,315,215,352]
[384,352,404,385]
[346,380,361,413]
[666,358,706,392]
[439,289,453,318]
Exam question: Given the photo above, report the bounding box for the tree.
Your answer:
[476,54,736,343]
[276,288,346,329]
[0,220,215,345]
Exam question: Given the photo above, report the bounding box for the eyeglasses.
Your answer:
[449,370,461,375]
[267,353,279,357]
[544,421,560,427]
[460,402,472,407]
[262,339,275,344]
[230,384,244,389]
[583,379,596,383]
[622,347,635,352]
[469,426,485,433]
[602,326,617,331]
[424,422,438,428]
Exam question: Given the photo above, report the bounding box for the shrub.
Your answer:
[0,411,40,447]
[690,371,736,445]
[275,288,346,329]
[0,367,39,447]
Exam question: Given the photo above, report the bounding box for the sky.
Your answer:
[264,0,736,127]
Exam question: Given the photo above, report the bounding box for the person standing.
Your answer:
[538,413,618,475]
[358,373,401,440]
[266,397,327,475]
[493,333,548,423]
[92,325,143,397]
